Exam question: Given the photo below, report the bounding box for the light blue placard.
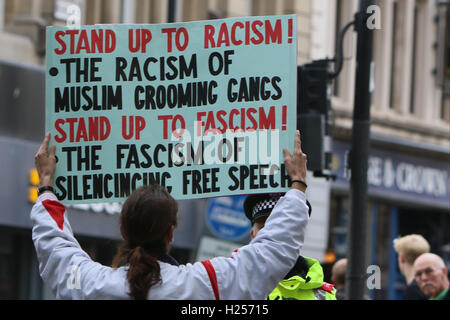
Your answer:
[45,15,298,203]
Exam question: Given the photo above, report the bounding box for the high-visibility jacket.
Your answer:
[31,189,309,299]
[267,257,337,300]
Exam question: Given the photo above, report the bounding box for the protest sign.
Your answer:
[45,15,298,203]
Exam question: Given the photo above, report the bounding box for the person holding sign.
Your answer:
[31,130,309,300]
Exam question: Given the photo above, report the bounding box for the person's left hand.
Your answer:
[34,132,56,187]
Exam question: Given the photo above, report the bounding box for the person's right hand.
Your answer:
[283,130,307,192]
[34,132,57,188]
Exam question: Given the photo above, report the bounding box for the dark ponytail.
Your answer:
[112,184,178,300]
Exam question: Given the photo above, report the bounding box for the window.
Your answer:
[332,0,357,106]
[440,5,450,122]
[3,0,51,41]
[333,0,343,97]
[409,4,418,114]
[328,195,349,260]
[389,0,399,110]
[385,0,437,120]
[4,0,33,27]
[442,83,450,122]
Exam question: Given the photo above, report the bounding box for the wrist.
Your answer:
[291,179,307,187]
[39,176,53,188]
[291,180,307,193]
[290,175,306,181]
[38,185,55,196]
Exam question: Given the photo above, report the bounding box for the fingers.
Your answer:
[294,130,302,153]
[49,145,56,158]
[283,131,301,156]
[38,132,51,155]
[283,148,291,161]
[283,131,303,161]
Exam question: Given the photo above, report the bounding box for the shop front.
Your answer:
[328,138,450,300]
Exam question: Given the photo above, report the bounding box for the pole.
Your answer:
[168,0,176,23]
[346,0,375,300]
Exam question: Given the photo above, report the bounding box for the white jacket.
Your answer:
[31,189,309,300]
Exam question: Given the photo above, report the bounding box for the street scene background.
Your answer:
[0,0,449,300]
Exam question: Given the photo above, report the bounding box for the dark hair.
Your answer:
[112,184,178,300]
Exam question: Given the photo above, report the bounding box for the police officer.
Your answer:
[244,193,337,300]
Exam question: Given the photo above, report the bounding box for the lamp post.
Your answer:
[345,0,375,300]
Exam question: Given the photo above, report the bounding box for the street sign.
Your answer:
[205,195,251,241]
[195,236,240,261]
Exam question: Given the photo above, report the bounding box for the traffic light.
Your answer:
[297,60,334,176]
[297,60,330,115]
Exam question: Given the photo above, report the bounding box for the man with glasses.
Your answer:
[413,253,449,300]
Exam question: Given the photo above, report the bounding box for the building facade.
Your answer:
[0,0,448,300]
[328,0,450,300]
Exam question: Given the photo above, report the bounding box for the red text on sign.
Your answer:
[122,116,146,140]
[161,27,189,53]
[196,106,276,136]
[54,29,116,55]
[158,115,186,139]
[204,19,282,48]
[54,116,111,143]
[128,29,152,53]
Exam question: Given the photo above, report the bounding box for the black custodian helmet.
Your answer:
[243,192,311,224]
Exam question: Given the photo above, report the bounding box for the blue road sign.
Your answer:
[205,195,251,241]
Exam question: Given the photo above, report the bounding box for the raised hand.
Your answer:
[34,132,57,187]
[283,130,307,191]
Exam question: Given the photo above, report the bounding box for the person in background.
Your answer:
[413,253,449,300]
[244,193,337,300]
[393,234,430,300]
[331,258,347,300]
[330,258,372,300]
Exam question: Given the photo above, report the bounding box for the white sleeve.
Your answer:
[204,189,310,300]
[30,193,128,300]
